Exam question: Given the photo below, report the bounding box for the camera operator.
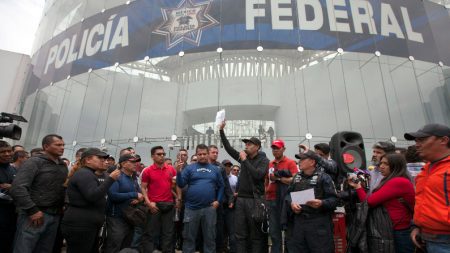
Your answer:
[0,140,16,253]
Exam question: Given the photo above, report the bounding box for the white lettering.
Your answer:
[246,0,265,30]
[380,3,405,39]
[401,7,423,43]
[44,46,58,74]
[297,0,323,30]
[327,0,350,33]
[109,16,129,50]
[271,0,293,30]
[55,38,70,69]
[67,34,79,63]
[102,14,117,51]
[86,24,105,57]
[350,0,377,34]
[78,29,89,60]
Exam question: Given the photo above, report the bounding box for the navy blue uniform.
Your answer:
[284,168,337,253]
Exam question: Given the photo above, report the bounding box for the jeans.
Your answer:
[234,197,268,253]
[104,216,134,253]
[287,215,334,253]
[61,223,99,253]
[423,233,450,253]
[224,206,236,253]
[142,204,175,253]
[269,200,282,253]
[393,228,414,253]
[13,212,60,253]
[183,206,217,253]
[130,224,144,250]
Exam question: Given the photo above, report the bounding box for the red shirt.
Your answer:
[265,156,298,200]
[141,164,177,203]
[356,177,415,230]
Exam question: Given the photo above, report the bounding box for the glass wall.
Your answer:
[19,0,450,164]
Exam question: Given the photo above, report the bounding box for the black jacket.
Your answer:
[10,154,68,215]
[220,130,269,198]
[63,167,114,228]
[212,161,234,204]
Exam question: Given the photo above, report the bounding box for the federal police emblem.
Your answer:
[153,0,219,49]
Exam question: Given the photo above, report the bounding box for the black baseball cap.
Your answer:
[119,154,141,163]
[242,137,261,147]
[295,150,319,162]
[221,159,232,166]
[81,148,110,160]
[404,123,450,140]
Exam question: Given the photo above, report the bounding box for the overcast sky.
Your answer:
[0,0,45,55]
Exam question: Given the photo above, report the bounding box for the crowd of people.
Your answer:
[0,122,449,253]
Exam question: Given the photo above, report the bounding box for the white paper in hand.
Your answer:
[215,109,226,127]
[290,188,315,205]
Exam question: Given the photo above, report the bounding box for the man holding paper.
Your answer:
[283,150,337,253]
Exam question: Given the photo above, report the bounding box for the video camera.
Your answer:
[0,112,28,140]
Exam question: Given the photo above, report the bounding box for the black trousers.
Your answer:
[104,216,134,253]
[234,197,268,253]
[0,204,16,253]
[287,214,334,253]
[61,223,100,253]
[142,206,175,253]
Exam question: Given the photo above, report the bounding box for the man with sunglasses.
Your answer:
[405,124,450,253]
[266,140,298,253]
[369,141,395,193]
[141,146,178,253]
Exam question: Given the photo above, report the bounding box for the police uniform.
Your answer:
[284,168,338,253]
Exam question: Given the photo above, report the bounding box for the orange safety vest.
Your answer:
[414,156,450,234]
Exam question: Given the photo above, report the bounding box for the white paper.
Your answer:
[290,188,315,205]
[215,109,226,127]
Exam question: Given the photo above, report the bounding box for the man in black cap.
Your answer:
[219,121,269,253]
[405,124,450,252]
[284,150,338,253]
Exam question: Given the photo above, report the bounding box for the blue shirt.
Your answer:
[176,162,224,210]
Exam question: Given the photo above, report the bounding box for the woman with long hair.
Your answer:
[61,148,121,253]
[349,153,415,253]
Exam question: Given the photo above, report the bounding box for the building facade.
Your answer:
[16,0,450,163]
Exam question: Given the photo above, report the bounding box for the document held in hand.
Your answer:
[215,109,226,127]
[290,188,315,205]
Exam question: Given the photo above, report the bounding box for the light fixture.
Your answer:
[305,133,313,140]
[257,46,263,52]
[179,51,185,57]
[133,136,139,143]
[126,0,131,4]
[171,135,177,141]
[114,62,119,67]
[66,75,71,80]
[390,136,398,143]
[297,46,304,52]
[337,48,344,54]
[216,47,223,53]
[144,56,149,61]
[88,68,93,73]
[100,138,106,144]
[409,56,415,61]
[101,8,106,13]
[438,61,444,67]
[72,141,77,146]
[375,51,381,57]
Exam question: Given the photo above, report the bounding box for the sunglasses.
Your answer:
[155,153,166,156]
